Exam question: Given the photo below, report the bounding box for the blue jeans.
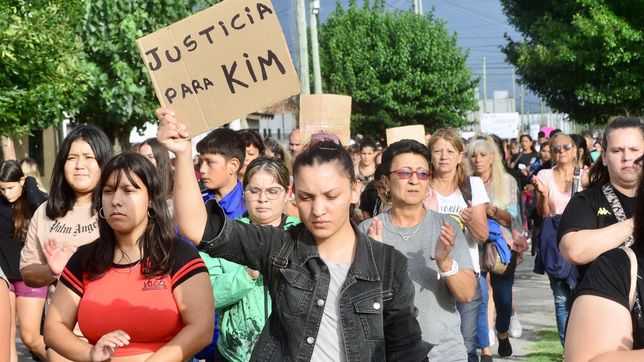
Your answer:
[458,275,483,362]
[549,276,572,345]
[490,271,515,333]
[476,274,490,349]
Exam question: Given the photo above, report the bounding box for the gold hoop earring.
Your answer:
[99,208,106,219]
[147,209,156,219]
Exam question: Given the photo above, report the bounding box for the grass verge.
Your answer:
[524,329,563,362]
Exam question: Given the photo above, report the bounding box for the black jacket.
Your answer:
[0,177,47,280]
[199,200,431,361]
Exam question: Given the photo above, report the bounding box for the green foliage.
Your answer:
[501,0,644,123]
[319,3,477,139]
[0,1,90,137]
[78,0,220,147]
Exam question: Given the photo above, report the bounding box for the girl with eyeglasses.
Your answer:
[531,132,586,345]
[202,157,300,362]
[156,108,432,361]
[426,129,490,361]
[360,139,475,361]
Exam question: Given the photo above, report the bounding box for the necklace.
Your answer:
[388,209,425,241]
[112,259,142,275]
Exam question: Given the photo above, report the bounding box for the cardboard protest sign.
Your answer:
[299,94,352,146]
[480,113,520,139]
[136,0,301,137]
[386,125,426,145]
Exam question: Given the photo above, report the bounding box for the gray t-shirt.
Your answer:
[359,209,472,361]
[311,258,351,362]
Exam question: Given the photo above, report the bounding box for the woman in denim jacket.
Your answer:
[157,108,432,361]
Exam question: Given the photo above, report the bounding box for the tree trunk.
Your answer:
[1,136,16,160]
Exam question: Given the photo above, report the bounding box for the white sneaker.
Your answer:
[509,313,523,338]
[488,330,496,346]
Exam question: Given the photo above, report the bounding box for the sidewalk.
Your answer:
[493,253,559,361]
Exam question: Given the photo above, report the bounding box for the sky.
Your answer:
[271,0,545,113]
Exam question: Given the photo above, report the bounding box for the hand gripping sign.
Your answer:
[137,0,301,136]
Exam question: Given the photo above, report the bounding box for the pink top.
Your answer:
[536,168,585,216]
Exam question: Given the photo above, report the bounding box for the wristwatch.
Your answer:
[439,259,459,278]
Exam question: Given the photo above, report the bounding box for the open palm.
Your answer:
[43,239,70,276]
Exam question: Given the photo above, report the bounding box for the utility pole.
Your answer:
[412,0,422,15]
[482,57,487,113]
[296,0,310,94]
[520,85,524,115]
[310,0,322,94]
[511,67,516,112]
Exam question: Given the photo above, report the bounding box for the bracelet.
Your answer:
[439,259,459,278]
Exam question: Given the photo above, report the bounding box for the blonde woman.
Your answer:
[468,136,527,359]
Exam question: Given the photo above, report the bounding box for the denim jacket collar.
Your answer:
[292,223,381,282]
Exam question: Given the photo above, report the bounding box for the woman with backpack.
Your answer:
[157,108,432,361]
[531,132,586,345]
[467,136,528,360]
[425,129,490,361]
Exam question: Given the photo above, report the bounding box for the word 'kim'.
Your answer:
[145,2,274,72]
[164,49,287,104]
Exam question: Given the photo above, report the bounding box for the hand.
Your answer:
[367,217,383,242]
[530,175,548,195]
[90,330,130,361]
[155,108,191,156]
[435,222,456,266]
[246,268,260,280]
[459,201,474,226]
[43,239,70,277]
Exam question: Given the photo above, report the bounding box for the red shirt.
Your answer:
[61,238,207,357]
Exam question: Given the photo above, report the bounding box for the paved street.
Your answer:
[494,253,559,361]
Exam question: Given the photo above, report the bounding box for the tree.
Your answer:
[501,1,643,123]
[77,0,219,149]
[0,0,90,137]
[319,1,478,139]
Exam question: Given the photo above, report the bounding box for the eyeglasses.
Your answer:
[244,187,284,201]
[551,143,574,153]
[390,168,431,181]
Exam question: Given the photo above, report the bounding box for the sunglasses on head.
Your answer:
[551,143,574,153]
[390,168,431,180]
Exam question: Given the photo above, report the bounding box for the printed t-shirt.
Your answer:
[558,186,634,281]
[427,176,490,273]
[574,247,644,348]
[60,237,207,357]
[359,210,472,361]
[20,201,99,270]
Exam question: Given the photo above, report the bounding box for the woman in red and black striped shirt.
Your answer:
[43,152,213,362]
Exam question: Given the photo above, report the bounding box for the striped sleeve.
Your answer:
[60,249,86,297]
[170,238,208,289]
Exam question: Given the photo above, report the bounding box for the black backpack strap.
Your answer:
[381,245,395,303]
[460,176,473,204]
[269,231,298,296]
